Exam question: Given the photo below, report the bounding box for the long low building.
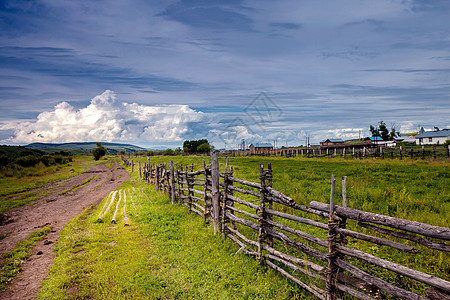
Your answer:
[415,129,450,145]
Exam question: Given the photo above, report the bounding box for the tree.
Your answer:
[92,142,107,160]
[197,142,211,153]
[369,121,389,141]
[183,139,212,154]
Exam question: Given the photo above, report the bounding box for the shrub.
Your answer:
[92,142,107,160]
[15,155,39,167]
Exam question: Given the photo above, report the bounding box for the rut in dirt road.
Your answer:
[0,160,129,300]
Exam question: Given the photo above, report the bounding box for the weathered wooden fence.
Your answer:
[221,145,450,160]
[121,153,450,300]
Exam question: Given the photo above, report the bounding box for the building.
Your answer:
[415,129,450,145]
[320,138,344,147]
[249,143,273,152]
[394,134,416,144]
[365,136,384,143]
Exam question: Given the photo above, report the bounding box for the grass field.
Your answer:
[123,155,450,296]
[130,155,450,227]
[3,154,448,299]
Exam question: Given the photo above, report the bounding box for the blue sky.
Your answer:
[0,0,449,148]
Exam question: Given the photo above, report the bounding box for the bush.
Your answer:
[93,142,107,160]
[15,155,39,167]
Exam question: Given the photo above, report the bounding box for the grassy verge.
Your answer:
[0,225,52,291]
[38,180,304,299]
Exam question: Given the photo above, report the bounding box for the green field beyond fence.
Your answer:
[122,154,449,299]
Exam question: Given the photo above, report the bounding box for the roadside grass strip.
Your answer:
[0,225,52,292]
[38,180,304,300]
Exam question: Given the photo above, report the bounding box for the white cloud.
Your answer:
[0,90,206,145]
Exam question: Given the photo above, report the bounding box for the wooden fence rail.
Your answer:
[121,153,450,300]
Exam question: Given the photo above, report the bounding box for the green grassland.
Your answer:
[124,155,449,296]
[133,155,449,227]
[3,155,448,299]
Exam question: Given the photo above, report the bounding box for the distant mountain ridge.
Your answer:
[25,142,147,155]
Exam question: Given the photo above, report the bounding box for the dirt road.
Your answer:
[0,160,129,300]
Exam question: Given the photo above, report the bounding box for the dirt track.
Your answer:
[0,160,129,300]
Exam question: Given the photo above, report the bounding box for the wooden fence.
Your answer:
[221,145,450,160]
[121,153,450,300]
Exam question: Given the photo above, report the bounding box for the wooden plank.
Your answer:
[227,184,260,198]
[335,244,450,293]
[265,260,326,300]
[170,161,176,205]
[123,190,129,226]
[228,176,262,189]
[426,288,450,300]
[270,197,333,219]
[226,194,260,210]
[111,190,122,224]
[226,205,258,219]
[191,201,205,212]
[310,201,450,240]
[264,227,327,261]
[224,232,258,256]
[190,207,204,218]
[266,186,296,206]
[266,219,328,248]
[190,195,205,203]
[335,259,427,300]
[187,170,205,176]
[225,225,258,247]
[359,222,450,252]
[225,211,259,231]
[211,151,220,233]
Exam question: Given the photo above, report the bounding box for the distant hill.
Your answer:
[0,145,44,156]
[25,142,147,155]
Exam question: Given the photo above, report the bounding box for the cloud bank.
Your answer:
[1,90,206,146]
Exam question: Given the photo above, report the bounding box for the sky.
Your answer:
[0,0,449,149]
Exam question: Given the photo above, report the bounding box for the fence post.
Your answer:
[340,176,348,245]
[155,165,159,190]
[221,164,230,236]
[266,163,273,247]
[210,151,220,233]
[139,161,142,179]
[257,163,267,261]
[326,175,337,300]
[170,161,176,204]
[186,165,192,211]
[177,163,182,201]
[203,160,209,221]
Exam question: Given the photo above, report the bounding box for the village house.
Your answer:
[415,128,450,145]
[319,138,344,147]
[249,143,273,152]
